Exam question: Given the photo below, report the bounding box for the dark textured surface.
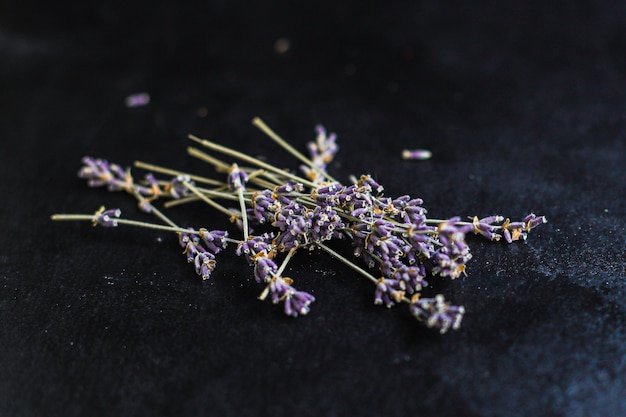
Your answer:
[1,1,625,416]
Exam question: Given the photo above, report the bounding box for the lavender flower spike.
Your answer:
[409,294,465,334]
[283,288,316,317]
[227,163,249,191]
[92,206,121,227]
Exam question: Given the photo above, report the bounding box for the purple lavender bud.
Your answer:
[374,278,405,308]
[194,252,216,280]
[402,149,432,161]
[251,190,280,224]
[479,215,504,225]
[431,250,470,279]
[108,163,126,182]
[178,230,192,249]
[269,277,292,304]
[437,218,472,257]
[392,265,428,293]
[137,199,153,213]
[503,228,513,243]
[523,213,548,231]
[283,289,316,317]
[315,183,342,196]
[358,175,384,194]
[124,92,150,108]
[94,208,121,227]
[310,124,338,162]
[183,241,201,263]
[500,218,527,243]
[199,228,228,253]
[169,175,191,199]
[79,157,127,190]
[351,207,372,219]
[144,173,160,191]
[274,182,304,195]
[227,163,249,191]
[471,216,502,240]
[254,256,278,283]
[372,219,392,237]
[276,231,300,251]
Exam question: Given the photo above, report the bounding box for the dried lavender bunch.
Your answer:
[52,117,547,333]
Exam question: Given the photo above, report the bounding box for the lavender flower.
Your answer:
[167,175,192,199]
[93,207,121,227]
[301,125,339,183]
[254,256,278,283]
[79,157,130,191]
[261,276,315,317]
[227,163,249,191]
[236,233,276,262]
[471,215,504,241]
[194,252,216,280]
[409,294,465,334]
[199,229,229,254]
[250,190,280,224]
[523,213,548,231]
[500,218,526,243]
[374,277,406,307]
[179,229,221,280]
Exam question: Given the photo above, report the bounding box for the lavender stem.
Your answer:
[134,160,223,186]
[187,134,319,188]
[182,182,238,218]
[252,117,338,183]
[51,214,199,234]
[316,243,379,285]
[276,247,298,277]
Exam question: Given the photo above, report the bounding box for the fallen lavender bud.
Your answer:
[124,92,151,108]
[402,149,432,160]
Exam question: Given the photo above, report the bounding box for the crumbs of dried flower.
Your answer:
[52,117,547,333]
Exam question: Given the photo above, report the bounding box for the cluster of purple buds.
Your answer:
[409,294,465,334]
[235,232,316,316]
[227,163,248,191]
[273,203,345,250]
[259,276,316,317]
[309,173,474,311]
[179,229,227,280]
[471,213,548,243]
[93,206,121,227]
[236,233,276,263]
[79,157,133,192]
[431,218,473,279]
[300,125,338,183]
[166,175,192,199]
[79,157,197,206]
[374,277,406,307]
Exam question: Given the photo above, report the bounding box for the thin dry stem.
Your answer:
[252,117,338,183]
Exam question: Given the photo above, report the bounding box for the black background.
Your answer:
[1,1,625,416]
